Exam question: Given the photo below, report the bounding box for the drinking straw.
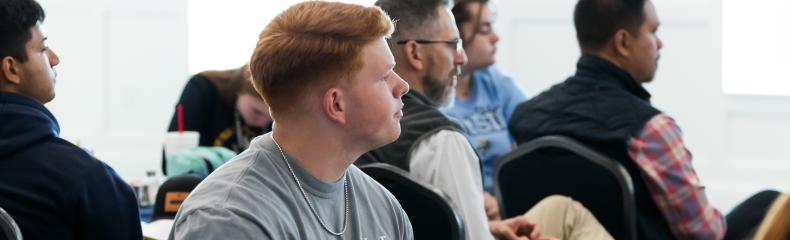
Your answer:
[177,103,184,133]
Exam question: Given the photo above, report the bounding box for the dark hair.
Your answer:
[0,0,46,62]
[200,64,257,106]
[452,0,489,45]
[375,0,451,39]
[574,0,645,51]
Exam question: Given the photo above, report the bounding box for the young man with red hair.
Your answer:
[169,2,412,239]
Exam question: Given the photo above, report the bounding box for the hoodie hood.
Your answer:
[0,92,60,156]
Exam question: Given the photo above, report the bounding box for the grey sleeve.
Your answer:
[169,208,272,240]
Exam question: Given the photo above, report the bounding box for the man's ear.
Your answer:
[400,41,425,71]
[613,29,632,57]
[1,56,22,85]
[322,87,347,125]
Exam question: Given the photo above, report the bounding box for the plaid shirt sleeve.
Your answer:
[627,113,726,240]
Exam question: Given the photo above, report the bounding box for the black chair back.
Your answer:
[152,174,204,221]
[0,207,22,240]
[360,163,465,240]
[494,135,636,240]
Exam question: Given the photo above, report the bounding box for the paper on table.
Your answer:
[141,219,174,240]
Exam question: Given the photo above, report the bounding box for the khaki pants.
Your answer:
[524,195,614,240]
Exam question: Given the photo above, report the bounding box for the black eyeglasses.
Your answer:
[395,39,464,54]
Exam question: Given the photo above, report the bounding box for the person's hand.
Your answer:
[484,192,501,221]
[489,215,558,240]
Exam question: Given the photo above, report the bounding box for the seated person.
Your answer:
[509,0,727,238]
[0,0,142,239]
[359,0,611,239]
[168,64,271,153]
[169,2,413,239]
[443,0,528,210]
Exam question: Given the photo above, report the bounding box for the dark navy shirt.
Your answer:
[0,92,142,240]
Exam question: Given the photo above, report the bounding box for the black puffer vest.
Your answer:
[357,91,464,171]
[509,55,675,240]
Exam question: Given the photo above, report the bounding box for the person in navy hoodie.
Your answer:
[0,0,143,239]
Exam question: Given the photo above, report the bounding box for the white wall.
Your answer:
[37,0,788,212]
[38,0,189,181]
[187,0,377,73]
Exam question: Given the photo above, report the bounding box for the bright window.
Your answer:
[188,0,376,73]
[723,0,790,96]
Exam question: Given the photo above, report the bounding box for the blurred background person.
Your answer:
[167,64,272,153]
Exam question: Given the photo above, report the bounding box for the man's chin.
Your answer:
[374,129,401,149]
[639,75,656,84]
[42,93,55,104]
[438,98,454,108]
[438,88,456,108]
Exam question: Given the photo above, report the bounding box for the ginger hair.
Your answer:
[249,1,394,118]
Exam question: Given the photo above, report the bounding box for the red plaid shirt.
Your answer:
[628,113,726,240]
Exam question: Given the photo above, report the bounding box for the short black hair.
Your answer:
[0,0,46,63]
[574,0,645,51]
[375,0,451,40]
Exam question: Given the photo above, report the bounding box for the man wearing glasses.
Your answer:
[359,0,611,239]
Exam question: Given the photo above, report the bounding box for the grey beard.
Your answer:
[437,78,457,108]
[423,72,458,108]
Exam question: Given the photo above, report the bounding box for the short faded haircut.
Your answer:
[249,1,394,117]
[375,0,451,40]
[574,0,646,51]
[0,0,46,63]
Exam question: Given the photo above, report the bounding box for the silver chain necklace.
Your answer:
[271,135,350,236]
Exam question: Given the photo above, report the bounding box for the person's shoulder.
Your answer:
[349,165,397,197]
[347,165,408,215]
[33,138,110,175]
[474,66,524,99]
[182,149,265,201]
[412,129,476,161]
[187,74,212,85]
[22,138,134,202]
[412,128,468,148]
[171,203,283,239]
[173,150,293,238]
[426,129,469,144]
[347,165,386,192]
[179,143,290,215]
[183,74,219,94]
[0,136,115,195]
[475,66,516,86]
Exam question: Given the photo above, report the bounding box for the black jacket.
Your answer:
[0,92,142,240]
[509,55,675,240]
[358,91,465,171]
